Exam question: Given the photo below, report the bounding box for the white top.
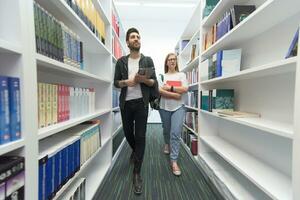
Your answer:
[126,57,143,101]
[159,72,188,111]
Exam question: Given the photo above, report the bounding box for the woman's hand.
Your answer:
[162,84,171,91]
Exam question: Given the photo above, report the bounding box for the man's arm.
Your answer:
[114,59,136,88]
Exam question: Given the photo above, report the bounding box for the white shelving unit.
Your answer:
[0,0,126,199]
[175,0,300,199]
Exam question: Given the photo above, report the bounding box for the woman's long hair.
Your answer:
[164,53,179,73]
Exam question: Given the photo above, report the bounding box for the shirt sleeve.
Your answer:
[181,73,188,87]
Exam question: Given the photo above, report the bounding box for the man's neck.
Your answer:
[129,51,140,59]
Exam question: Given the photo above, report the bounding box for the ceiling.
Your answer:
[114,0,200,22]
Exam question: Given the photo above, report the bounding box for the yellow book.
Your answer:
[46,84,52,126]
[86,0,92,25]
[52,84,58,124]
[38,83,46,128]
[95,13,101,38]
[91,1,96,29]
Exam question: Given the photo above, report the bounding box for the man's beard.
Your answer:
[128,42,140,52]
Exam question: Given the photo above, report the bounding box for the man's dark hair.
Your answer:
[126,27,139,41]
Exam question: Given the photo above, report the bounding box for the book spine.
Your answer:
[52,84,58,124]
[8,78,21,141]
[0,77,10,144]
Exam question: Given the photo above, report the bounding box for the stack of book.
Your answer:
[186,67,199,85]
[201,48,242,80]
[0,156,25,199]
[39,122,101,200]
[217,110,260,118]
[0,77,21,145]
[38,83,96,129]
[201,89,234,112]
[203,5,256,51]
[34,2,84,69]
[113,36,123,59]
[112,11,120,37]
[64,0,106,44]
[187,90,198,108]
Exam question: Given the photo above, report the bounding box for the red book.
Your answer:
[166,80,182,87]
[191,138,198,155]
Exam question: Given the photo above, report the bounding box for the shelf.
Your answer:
[37,0,110,55]
[200,136,292,200]
[53,137,111,200]
[36,53,111,83]
[112,55,117,63]
[183,124,198,136]
[201,57,297,85]
[185,105,198,111]
[188,82,199,90]
[0,39,22,55]
[202,0,242,28]
[91,0,110,25]
[180,56,200,72]
[200,110,293,139]
[38,109,111,140]
[112,125,123,138]
[179,29,200,57]
[112,138,126,164]
[180,2,201,39]
[0,139,25,156]
[201,0,300,59]
[199,152,271,200]
[112,107,120,112]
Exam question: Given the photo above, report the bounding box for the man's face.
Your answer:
[127,32,141,52]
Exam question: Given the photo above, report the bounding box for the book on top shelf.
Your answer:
[217,110,260,118]
[231,5,256,27]
[285,28,299,59]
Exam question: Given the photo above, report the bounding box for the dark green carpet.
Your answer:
[94,124,223,200]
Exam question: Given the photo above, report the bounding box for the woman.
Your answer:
[158,53,188,176]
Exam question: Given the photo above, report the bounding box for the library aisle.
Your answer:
[94,124,223,200]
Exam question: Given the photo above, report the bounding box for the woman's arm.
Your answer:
[162,85,188,94]
[159,88,181,100]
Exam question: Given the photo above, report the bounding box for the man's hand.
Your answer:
[125,77,137,87]
[134,73,147,83]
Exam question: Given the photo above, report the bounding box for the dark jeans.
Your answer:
[121,98,148,173]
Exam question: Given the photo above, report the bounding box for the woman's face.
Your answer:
[167,55,177,71]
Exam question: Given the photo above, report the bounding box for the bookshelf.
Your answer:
[176,0,300,199]
[0,0,126,199]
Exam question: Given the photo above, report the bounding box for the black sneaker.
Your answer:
[133,173,142,195]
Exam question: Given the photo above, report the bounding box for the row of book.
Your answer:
[112,11,120,37]
[113,36,123,59]
[60,178,86,200]
[201,89,234,112]
[185,111,198,134]
[186,67,199,85]
[203,5,256,51]
[201,49,241,81]
[34,2,84,69]
[0,156,25,200]
[186,90,198,109]
[64,0,106,44]
[202,0,219,19]
[38,83,96,129]
[0,76,21,145]
[112,89,120,109]
[188,43,200,64]
[182,127,198,156]
[39,122,101,200]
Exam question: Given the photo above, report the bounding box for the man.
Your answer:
[113,28,157,194]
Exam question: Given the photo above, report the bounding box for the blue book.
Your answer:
[54,151,61,193]
[0,76,10,144]
[45,157,53,200]
[61,147,68,184]
[216,50,223,77]
[39,156,47,200]
[285,28,299,59]
[8,77,21,141]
